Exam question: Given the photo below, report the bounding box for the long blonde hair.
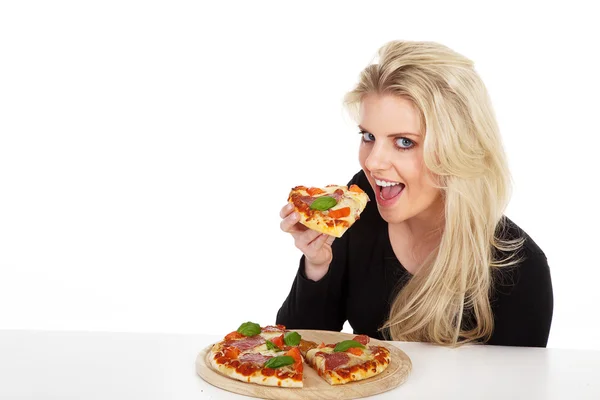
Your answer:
[344,40,524,346]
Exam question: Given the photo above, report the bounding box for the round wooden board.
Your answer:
[196,329,412,400]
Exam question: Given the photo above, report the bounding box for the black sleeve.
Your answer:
[275,234,349,331]
[275,171,366,331]
[488,247,554,347]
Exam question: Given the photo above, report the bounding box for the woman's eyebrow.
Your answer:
[358,125,421,137]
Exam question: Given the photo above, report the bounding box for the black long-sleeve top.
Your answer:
[276,170,554,347]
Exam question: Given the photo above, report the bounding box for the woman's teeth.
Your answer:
[375,179,401,187]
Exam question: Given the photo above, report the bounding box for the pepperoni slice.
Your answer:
[262,325,285,332]
[239,353,272,365]
[353,334,370,345]
[225,336,265,351]
[333,189,344,199]
[323,352,350,370]
[299,196,316,206]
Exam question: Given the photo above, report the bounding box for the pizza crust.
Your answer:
[208,351,302,388]
[297,210,348,238]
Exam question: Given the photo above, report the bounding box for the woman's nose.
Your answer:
[365,143,392,172]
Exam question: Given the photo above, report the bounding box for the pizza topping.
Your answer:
[270,334,285,349]
[299,192,343,207]
[285,347,303,373]
[327,207,350,218]
[317,343,335,348]
[239,353,273,365]
[322,352,350,370]
[283,331,301,346]
[298,339,319,356]
[309,196,337,211]
[225,336,265,351]
[262,325,285,332]
[224,331,245,341]
[223,346,241,359]
[352,335,370,345]
[369,345,389,360]
[307,187,326,196]
[265,340,282,351]
[349,184,365,193]
[333,340,365,352]
[264,355,295,369]
[346,347,363,356]
[237,321,261,337]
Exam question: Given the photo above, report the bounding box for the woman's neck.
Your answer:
[388,208,445,274]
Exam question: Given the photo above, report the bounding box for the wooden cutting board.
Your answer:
[196,329,412,399]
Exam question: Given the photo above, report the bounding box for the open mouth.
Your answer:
[374,178,405,203]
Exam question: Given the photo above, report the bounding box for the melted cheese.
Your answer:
[253,331,300,373]
[260,331,285,341]
[321,185,369,224]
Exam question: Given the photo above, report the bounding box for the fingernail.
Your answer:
[290,212,298,220]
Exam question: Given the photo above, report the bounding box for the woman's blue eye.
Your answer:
[396,137,414,149]
[361,131,375,142]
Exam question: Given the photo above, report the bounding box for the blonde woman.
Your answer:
[277,40,553,347]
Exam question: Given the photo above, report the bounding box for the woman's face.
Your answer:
[358,93,443,225]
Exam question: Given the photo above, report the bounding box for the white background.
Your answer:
[1,1,599,350]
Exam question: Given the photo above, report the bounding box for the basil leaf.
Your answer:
[264,355,295,369]
[265,340,281,351]
[333,340,365,352]
[283,331,301,346]
[309,196,337,211]
[236,321,261,337]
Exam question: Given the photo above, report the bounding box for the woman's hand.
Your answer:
[279,203,335,281]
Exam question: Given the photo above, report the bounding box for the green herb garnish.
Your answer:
[283,331,301,346]
[333,340,365,352]
[309,196,337,211]
[236,321,261,337]
[265,340,281,351]
[264,355,295,369]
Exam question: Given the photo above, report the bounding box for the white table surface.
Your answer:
[1,330,599,400]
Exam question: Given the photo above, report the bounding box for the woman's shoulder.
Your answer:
[492,215,552,296]
[495,215,547,259]
[488,216,554,347]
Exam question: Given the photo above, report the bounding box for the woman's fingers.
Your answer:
[295,229,322,250]
[279,203,334,263]
[279,203,294,219]
[306,233,331,252]
[280,210,302,233]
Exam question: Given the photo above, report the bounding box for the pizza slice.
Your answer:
[288,184,369,238]
[299,334,391,385]
[208,322,305,388]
